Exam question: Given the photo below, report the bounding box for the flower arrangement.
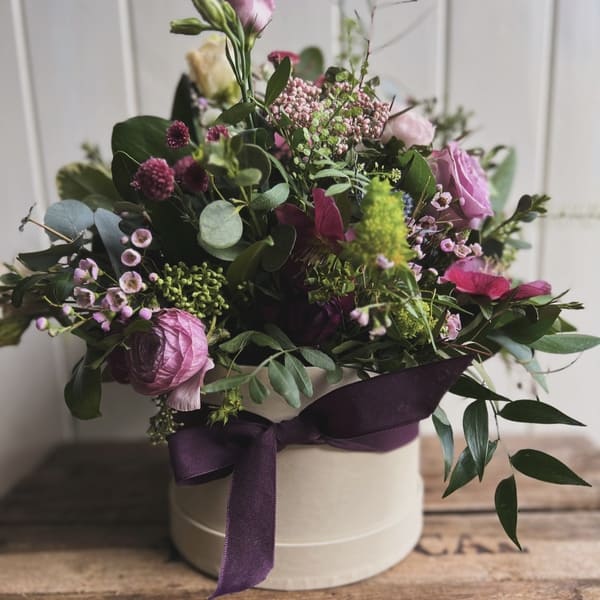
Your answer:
[1,0,598,589]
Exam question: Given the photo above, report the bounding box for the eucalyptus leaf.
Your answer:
[44,200,94,242]
[199,201,243,249]
[268,359,300,408]
[510,449,591,486]
[232,168,262,187]
[285,354,314,397]
[250,183,290,211]
[94,209,125,276]
[530,333,600,354]
[432,406,454,481]
[198,237,247,262]
[495,475,521,550]
[463,400,489,481]
[499,400,584,426]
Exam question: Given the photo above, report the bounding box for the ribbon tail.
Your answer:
[211,426,277,598]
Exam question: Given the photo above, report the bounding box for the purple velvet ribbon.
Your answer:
[168,355,472,598]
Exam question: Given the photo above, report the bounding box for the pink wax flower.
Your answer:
[429,142,493,230]
[440,238,455,253]
[117,308,214,412]
[74,286,96,308]
[166,120,191,149]
[131,228,153,248]
[35,317,48,331]
[442,257,551,301]
[442,312,462,341]
[119,271,144,294]
[381,103,435,148]
[267,50,300,67]
[102,287,129,312]
[121,248,142,267]
[131,157,175,201]
[139,307,153,320]
[227,0,275,33]
[73,258,99,285]
[350,308,369,327]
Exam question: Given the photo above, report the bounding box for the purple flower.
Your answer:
[139,307,153,320]
[116,308,214,411]
[131,157,175,201]
[131,228,153,248]
[226,0,275,32]
[119,271,143,294]
[350,308,369,327]
[120,305,134,320]
[74,286,96,308]
[173,156,209,193]
[121,248,142,267]
[429,142,493,230]
[166,120,191,149]
[442,312,462,341]
[73,258,99,284]
[102,287,129,312]
[35,317,48,331]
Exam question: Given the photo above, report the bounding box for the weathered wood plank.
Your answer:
[0,512,598,596]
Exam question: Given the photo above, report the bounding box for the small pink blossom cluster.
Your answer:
[64,228,157,333]
[269,77,389,155]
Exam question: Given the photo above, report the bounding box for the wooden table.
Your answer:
[0,436,599,599]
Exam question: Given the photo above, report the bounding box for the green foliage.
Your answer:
[0,315,31,347]
[499,400,584,427]
[94,209,124,277]
[510,449,590,486]
[199,200,244,249]
[265,57,291,106]
[296,47,324,82]
[64,350,103,420]
[147,396,179,444]
[432,406,453,481]
[44,200,94,242]
[56,162,119,209]
[531,333,600,354]
[463,400,489,481]
[495,476,521,550]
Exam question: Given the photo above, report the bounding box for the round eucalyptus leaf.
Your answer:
[44,200,94,242]
[199,200,243,249]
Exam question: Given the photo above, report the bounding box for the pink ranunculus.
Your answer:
[227,0,274,33]
[429,142,493,230]
[380,103,435,148]
[121,308,213,411]
[442,257,551,301]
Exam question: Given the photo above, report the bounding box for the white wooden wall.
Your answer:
[1,0,599,492]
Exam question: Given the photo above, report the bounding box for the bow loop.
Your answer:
[275,416,322,449]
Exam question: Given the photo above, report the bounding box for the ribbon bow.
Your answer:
[168,355,471,597]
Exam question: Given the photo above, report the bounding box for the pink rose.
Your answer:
[117,308,214,411]
[442,257,551,301]
[429,142,493,230]
[268,50,300,67]
[380,104,435,148]
[227,0,275,32]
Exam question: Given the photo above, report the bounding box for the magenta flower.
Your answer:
[119,308,214,411]
[429,142,493,230]
[131,228,153,248]
[121,248,142,267]
[131,157,175,201]
[173,156,209,193]
[119,271,143,294]
[227,0,275,32]
[205,125,230,142]
[442,257,551,301]
[267,50,300,66]
[166,120,191,149]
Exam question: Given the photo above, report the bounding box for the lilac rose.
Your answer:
[380,103,435,148]
[227,0,274,32]
[429,142,493,229]
[111,308,214,411]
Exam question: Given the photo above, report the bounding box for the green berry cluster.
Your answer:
[155,262,228,319]
[147,396,178,445]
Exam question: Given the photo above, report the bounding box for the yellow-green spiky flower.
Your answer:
[345,178,414,268]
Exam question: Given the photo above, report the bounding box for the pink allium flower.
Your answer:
[121,248,142,267]
[131,228,153,248]
[429,142,492,230]
[74,286,96,308]
[131,157,175,201]
[102,287,129,312]
[173,156,209,193]
[442,257,551,301]
[381,103,435,148]
[120,308,214,411]
[205,124,230,142]
[227,0,275,32]
[166,120,191,149]
[268,50,300,66]
[119,271,143,294]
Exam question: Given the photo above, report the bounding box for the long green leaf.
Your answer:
[285,354,314,398]
[531,333,600,354]
[268,359,300,408]
[511,449,591,486]
[64,351,103,420]
[265,57,291,106]
[463,400,489,481]
[499,400,584,427]
[432,406,454,481]
[202,374,251,394]
[443,441,497,497]
[494,475,522,550]
[298,347,336,371]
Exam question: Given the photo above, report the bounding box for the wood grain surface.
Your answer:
[0,436,598,599]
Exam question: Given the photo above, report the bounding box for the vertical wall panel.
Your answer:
[0,0,66,495]
[536,0,600,442]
